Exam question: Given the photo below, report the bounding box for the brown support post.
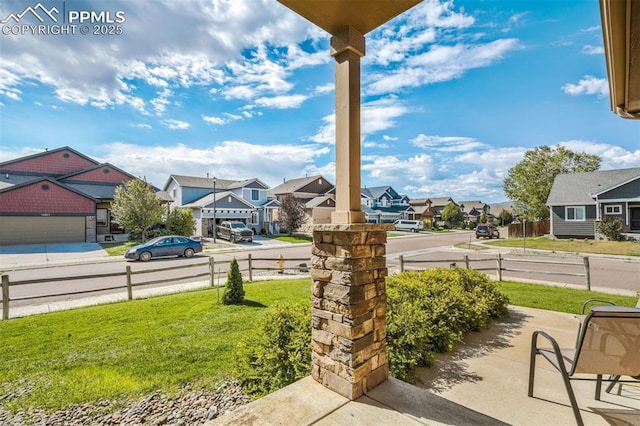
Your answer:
[126,265,133,300]
[583,257,591,291]
[2,275,9,320]
[248,254,253,282]
[496,253,503,281]
[209,257,215,288]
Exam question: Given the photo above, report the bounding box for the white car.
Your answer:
[394,220,424,232]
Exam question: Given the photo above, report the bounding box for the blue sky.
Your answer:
[1,0,638,203]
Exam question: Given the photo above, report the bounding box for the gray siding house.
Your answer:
[547,168,640,239]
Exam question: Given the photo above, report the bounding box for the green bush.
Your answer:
[386,268,509,382]
[222,258,245,305]
[234,302,311,396]
[166,208,195,236]
[597,216,624,241]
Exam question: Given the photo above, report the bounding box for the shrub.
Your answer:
[460,222,467,230]
[386,268,509,382]
[222,258,245,305]
[597,216,624,241]
[468,221,477,230]
[166,208,195,236]
[234,302,311,396]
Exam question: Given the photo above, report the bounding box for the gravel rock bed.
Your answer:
[0,380,251,425]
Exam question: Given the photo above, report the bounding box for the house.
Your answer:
[546,167,640,239]
[268,175,336,226]
[360,186,416,223]
[458,200,491,224]
[409,197,456,224]
[490,204,515,225]
[0,146,139,245]
[164,175,279,237]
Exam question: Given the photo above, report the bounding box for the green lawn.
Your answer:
[1,277,636,414]
[486,237,640,257]
[0,279,311,412]
[273,234,313,243]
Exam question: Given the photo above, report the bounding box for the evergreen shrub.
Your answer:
[386,268,509,382]
[222,258,245,305]
[234,302,310,396]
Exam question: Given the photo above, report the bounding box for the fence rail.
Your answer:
[398,253,591,290]
[1,252,592,320]
[0,255,311,320]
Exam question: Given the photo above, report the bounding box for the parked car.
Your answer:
[475,224,500,239]
[216,221,253,243]
[125,235,203,262]
[394,220,424,232]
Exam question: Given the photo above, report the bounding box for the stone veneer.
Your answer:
[310,223,391,400]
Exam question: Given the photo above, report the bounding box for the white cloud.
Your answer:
[254,94,307,109]
[582,45,604,55]
[161,119,190,130]
[561,75,609,97]
[363,154,435,186]
[366,38,520,95]
[310,96,410,143]
[100,141,330,189]
[411,135,487,152]
[558,140,640,170]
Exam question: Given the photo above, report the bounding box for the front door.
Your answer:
[630,207,640,231]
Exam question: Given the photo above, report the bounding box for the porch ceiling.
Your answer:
[277,0,422,35]
[600,0,640,119]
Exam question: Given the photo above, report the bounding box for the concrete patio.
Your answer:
[210,306,640,425]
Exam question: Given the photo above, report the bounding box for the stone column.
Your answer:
[310,224,390,400]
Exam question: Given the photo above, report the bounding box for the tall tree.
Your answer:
[503,146,600,220]
[111,179,164,242]
[278,194,307,236]
[441,202,463,227]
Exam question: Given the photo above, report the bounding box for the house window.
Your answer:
[97,209,108,226]
[566,206,585,221]
[252,212,259,223]
[251,189,259,201]
[604,205,622,215]
[172,188,177,198]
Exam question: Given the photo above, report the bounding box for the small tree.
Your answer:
[498,210,513,226]
[278,194,307,236]
[223,258,245,305]
[479,212,488,223]
[441,202,463,228]
[166,208,195,236]
[111,179,164,242]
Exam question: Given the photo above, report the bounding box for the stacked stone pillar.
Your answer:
[310,223,390,400]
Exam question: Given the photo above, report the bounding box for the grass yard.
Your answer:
[486,237,640,257]
[0,279,311,412]
[273,234,313,244]
[100,241,138,256]
[1,276,637,414]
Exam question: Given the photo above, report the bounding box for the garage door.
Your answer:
[0,216,86,245]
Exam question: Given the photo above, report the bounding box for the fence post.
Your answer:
[583,256,591,291]
[399,255,404,272]
[496,253,503,281]
[2,275,9,320]
[209,257,215,287]
[126,265,133,300]
[464,255,470,269]
[248,254,253,282]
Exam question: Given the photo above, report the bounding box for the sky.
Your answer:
[0,0,638,204]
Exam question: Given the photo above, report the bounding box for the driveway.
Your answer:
[0,242,109,270]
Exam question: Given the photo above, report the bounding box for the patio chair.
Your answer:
[529,306,640,426]
[577,296,640,394]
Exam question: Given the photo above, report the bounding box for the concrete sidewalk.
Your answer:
[210,306,640,426]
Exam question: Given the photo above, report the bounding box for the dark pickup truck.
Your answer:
[475,224,500,239]
[216,221,253,243]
